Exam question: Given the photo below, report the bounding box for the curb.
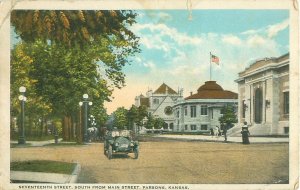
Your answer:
[67,163,81,183]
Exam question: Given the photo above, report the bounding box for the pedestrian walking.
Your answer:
[241,121,250,144]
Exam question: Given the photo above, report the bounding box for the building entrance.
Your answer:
[254,88,263,123]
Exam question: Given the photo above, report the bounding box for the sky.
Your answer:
[104,9,289,114]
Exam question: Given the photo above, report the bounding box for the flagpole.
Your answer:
[209,52,211,81]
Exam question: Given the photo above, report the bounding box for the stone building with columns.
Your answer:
[172,81,238,132]
[235,53,289,135]
[135,83,183,130]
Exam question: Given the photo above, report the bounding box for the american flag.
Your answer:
[211,54,220,65]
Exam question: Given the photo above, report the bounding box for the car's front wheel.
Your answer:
[133,147,139,159]
[103,142,107,155]
[108,145,113,160]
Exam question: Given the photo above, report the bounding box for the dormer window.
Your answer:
[153,98,159,104]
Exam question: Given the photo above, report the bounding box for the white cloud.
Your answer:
[267,19,289,38]
[143,61,156,69]
[222,35,242,46]
[139,34,171,52]
[241,19,289,39]
[131,23,202,48]
[246,35,267,47]
[241,29,259,35]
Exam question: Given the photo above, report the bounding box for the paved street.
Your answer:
[11,141,288,184]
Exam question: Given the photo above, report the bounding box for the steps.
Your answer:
[228,123,272,137]
[248,123,271,136]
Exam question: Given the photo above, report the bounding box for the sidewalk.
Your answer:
[156,134,289,143]
[10,138,63,147]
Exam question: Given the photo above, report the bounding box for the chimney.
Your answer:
[190,91,193,96]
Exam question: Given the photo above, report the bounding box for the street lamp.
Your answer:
[82,94,92,143]
[77,102,83,143]
[18,86,26,144]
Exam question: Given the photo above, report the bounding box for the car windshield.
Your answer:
[111,130,131,137]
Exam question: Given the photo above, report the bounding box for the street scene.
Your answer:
[7,5,294,189]
[11,139,288,184]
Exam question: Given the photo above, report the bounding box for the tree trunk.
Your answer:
[40,117,44,137]
[76,110,82,144]
[62,116,69,141]
[28,117,32,137]
[68,116,72,141]
[44,119,48,135]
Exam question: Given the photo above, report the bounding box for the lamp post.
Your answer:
[18,86,26,144]
[78,102,83,143]
[82,94,92,143]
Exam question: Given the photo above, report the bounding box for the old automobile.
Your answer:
[104,130,139,159]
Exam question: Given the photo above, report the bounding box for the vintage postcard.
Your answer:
[0,0,299,190]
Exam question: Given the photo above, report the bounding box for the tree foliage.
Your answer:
[112,107,128,130]
[219,105,238,126]
[10,10,140,140]
[11,10,138,47]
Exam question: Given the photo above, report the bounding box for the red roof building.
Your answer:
[173,81,238,132]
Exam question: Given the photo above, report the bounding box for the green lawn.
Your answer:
[11,160,76,174]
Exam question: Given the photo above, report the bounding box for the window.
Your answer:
[185,125,188,130]
[184,106,187,116]
[153,98,159,104]
[190,106,196,117]
[191,125,197,130]
[284,127,289,134]
[170,123,174,130]
[211,109,214,119]
[176,110,180,118]
[201,125,208,130]
[284,92,289,114]
[201,105,208,115]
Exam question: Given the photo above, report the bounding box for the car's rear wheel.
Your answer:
[108,145,113,160]
[133,147,139,159]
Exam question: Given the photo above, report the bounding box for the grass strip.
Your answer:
[11,160,76,174]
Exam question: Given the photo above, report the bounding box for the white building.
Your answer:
[135,83,183,130]
[173,81,238,132]
[235,53,289,136]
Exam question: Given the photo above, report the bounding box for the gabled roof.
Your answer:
[185,81,238,100]
[154,83,177,94]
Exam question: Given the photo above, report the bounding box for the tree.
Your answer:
[11,43,52,137]
[153,118,165,129]
[219,105,238,129]
[10,10,140,141]
[112,107,128,129]
[137,105,148,127]
[11,10,140,89]
[127,105,138,130]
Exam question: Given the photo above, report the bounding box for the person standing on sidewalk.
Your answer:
[241,121,250,144]
[210,128,214,138]
[223,123,228,142]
